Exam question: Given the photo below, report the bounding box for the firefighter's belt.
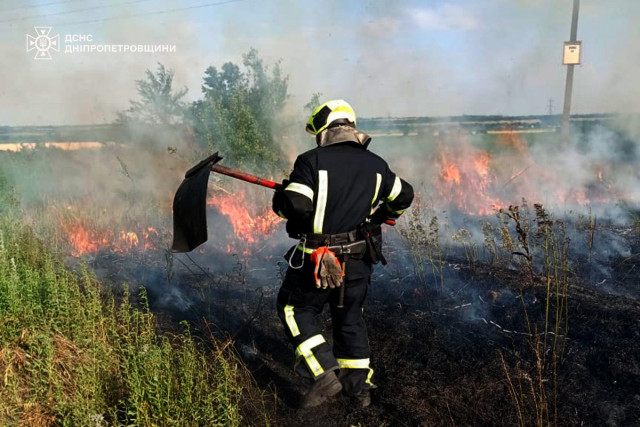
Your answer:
[305,229,359,246]
[327,240,367,257]
[300,230,367,258]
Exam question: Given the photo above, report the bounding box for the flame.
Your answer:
[436,143,503,215]
[143,227,158,250]
[473,151,490,178]
[432,131,623,215]
[57,187,279,258]
[440,157,462,185]
[207,190,281,254]
[119,231,139,250]
[66,224,107,257]
[63,220,159,257]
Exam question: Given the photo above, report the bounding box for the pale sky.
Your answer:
[1,0,638,125]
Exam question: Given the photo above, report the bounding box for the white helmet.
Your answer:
[305,99,357,135]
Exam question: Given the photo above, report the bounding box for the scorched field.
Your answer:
[0,125,639,426]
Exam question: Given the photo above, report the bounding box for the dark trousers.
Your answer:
[276,265,374,395]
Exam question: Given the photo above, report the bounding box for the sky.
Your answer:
[0,0,638,125]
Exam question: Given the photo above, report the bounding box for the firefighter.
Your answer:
[272,99,414,408]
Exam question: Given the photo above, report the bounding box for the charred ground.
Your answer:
[90,212,640,427]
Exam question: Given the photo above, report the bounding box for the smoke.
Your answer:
[1,0,639,324]
[3,1,640,124]
[1,1,205,125]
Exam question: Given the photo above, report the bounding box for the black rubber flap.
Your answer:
[171,164,211,252]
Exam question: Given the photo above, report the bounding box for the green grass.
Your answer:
[0,217,254,426]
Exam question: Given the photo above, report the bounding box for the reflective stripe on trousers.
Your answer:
[337,358,375,387]
[295,334,326,377]
[284,305,300,337]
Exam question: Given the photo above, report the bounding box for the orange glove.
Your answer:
[310,246,343,289]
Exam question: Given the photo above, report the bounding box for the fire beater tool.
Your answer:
[171,152,281,253]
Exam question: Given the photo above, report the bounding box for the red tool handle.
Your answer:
[210,163,395,226]
[211,164,281,190]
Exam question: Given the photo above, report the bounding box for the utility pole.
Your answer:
[561,0,581,145]
[547,98,554,115]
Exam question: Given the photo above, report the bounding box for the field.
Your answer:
[0,123,638,426]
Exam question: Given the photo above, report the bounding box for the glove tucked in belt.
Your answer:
[310,246,344,289]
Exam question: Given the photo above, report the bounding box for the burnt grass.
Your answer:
[90,220,640,427]
[236,269,640,427]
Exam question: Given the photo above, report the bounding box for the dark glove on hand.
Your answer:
[272,179,290,215]
[369,207,388,225]
[279,179,290,191]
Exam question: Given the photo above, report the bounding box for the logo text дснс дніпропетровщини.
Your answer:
[26,26,176,60]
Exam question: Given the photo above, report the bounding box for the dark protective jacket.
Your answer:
[272,126,414,277]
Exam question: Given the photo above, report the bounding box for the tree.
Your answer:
[190,48,289,174]
[304,92,323,114]
[118,63,188,125]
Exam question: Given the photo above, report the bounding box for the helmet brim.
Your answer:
[305,123,316,135]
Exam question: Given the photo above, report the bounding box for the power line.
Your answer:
[0,0,157,24]
[0,0,87,14]
[2,0,241,30]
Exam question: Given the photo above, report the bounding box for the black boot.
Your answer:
[300,371,343,408]
[337,368,374,408]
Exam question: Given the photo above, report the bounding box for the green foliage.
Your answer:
[190,48,289,174]
[118,63,188,125]
[0,219,249,426]
[0,171,19,215]
[304,92,323,114]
